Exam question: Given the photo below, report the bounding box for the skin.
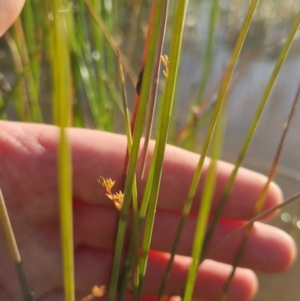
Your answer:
[0,122,296,301]
[0,3,297,301]
[0,0,25,36]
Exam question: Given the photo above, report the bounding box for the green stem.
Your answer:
[0,190,33,301]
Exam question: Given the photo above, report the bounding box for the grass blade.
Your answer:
[107,0,167,299]
[207,191,300,261]
[50,1,74,301]
[183,100,224,301]
[0,190,33,301]
[84,0,137,85]
[204,7,300,258]
[138,0,187,296]
[13,18,42,122]
[159,0,259,295]
[219,68,300,301]
[196,0,219,105]
[139,1,169,179]
[116,53,140,300]
[3,32,30,121]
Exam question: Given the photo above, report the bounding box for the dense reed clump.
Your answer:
[0,0,300,301]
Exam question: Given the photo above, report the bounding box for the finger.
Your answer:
[153,212,296,273]
[74,202,296,273]
[0,122,59,224]
[1,231,254,301]
[144,253,258,301]
[32,247,257,301]
[0,122,282,223]
[66,248,259,301]
[68,125,282,220]
[26,246,181,301]
[0,0,25,36]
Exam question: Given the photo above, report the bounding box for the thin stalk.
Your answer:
[107,0,166,299]
[204,8,300,259]
[71,0,99,128]
[206,191,300,260]
[70,40,86,127]
[0,190,33,301]
[182,98,224,301]
[186,0,219,149]
[22,0,40,87]
[116,53,140,301]
[100,73,123,113]
[218,75,300,301]
[57,128,74,301]
[138,0,188,297]
[253,92,300,215]
[13,18,42,122]
[50,2,74,301]
[101,0,116,85]
[4,32,30,121]
[167,191,300,299]
[178,33,285,148]
[139,0,169,179]
[84,0,137,85]
[130,0,159,134]
[159,0,259,295]
[70,38,99,127]
[197,0,219,104]
[89,0,111,130]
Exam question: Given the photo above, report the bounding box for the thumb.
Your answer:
[0,0,25,36]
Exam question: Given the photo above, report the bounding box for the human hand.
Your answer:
[0,121,296,301]
[0,0,25,36]
[0,1,296,300]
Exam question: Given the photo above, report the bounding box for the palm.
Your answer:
[0,122,295,301]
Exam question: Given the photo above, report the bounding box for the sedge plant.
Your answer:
[1,1,300,301]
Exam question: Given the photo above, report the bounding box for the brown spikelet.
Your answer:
[98,177,123,211]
